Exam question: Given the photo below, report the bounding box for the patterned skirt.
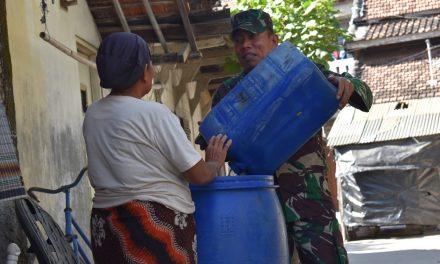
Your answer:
[90,200,197,264]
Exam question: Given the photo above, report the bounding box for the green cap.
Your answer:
[231,9,274,37]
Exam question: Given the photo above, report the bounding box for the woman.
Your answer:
[83,32,231,264]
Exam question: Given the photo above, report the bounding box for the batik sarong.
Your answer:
[91,200,197,264]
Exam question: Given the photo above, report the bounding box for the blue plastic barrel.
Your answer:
[199,42,339,175]
[191,175,289,264]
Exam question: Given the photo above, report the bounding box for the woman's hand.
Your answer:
[205,134,232,165]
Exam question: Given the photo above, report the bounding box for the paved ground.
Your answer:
[346,232,440,264]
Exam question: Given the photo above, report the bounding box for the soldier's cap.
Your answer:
[231,9,274,38]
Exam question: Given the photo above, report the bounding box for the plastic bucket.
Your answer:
[199,42,339,175]
[191,175,289,264]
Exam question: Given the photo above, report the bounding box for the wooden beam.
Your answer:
[112,0,130,32]
[195,45,233,59]
[186,46,233,66]
[175,0,201,58]
[60,0,78,8]
[141,0,170,53]
[192,18,232,37]
[196,37,226,49]
[92,9,230,27]
[194,71,234,83]
[98,20,231,41]
[151,43,190,64]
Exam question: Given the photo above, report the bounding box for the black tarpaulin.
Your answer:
[334,136,440,227]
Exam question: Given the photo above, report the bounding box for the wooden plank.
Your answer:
[151,52,185,64]
[93,9,230,27]
[196,37,226,49]
[193,18,232,36]
[187,9,230,23]
[99,19,230,41]
[150,43,191,64]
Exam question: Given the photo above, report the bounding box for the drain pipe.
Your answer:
[348,0,364,35]
[426,39,438,87]
[5,243,20,264]
[141,0,169,53]
[40,32,97,69]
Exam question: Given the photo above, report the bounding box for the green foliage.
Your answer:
[221,54,243,74]
[233,0,352,67]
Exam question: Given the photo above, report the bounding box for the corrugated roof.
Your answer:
[327,97,440,147]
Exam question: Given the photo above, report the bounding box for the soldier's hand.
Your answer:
[328,74,354,109]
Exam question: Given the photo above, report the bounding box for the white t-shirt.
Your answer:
[83,96,201,214]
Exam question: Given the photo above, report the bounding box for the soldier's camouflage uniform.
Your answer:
[210,68,373,264]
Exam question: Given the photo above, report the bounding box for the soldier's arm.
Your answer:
[317,63,373,112]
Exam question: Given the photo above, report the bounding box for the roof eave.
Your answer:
[346,30,440,51]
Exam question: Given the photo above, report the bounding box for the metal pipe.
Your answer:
[141,0,169,53]
[5,243,20,264]
[112,0,131,32]
[39,32,97,69]
[426,39,436,83]
[175,0,201,58]
[348,0,364,34]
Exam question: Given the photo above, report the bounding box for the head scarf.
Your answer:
[96,32,151,90]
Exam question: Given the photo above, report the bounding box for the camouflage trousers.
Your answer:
[275,135,348,264]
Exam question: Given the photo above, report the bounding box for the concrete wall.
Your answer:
[5,0,101,260]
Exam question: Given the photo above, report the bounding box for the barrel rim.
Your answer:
[190,175,276,191]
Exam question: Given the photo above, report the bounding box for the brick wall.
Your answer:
[364,0,440,20]
[360,46,440,104]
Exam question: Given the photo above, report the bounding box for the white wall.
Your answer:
[6,0,101,258]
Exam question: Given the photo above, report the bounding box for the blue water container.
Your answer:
[199,42,339,174]
[191,175,289,264]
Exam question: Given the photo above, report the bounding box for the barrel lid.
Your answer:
[190,175,275,191]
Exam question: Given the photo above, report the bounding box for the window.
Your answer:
[76,38,101,114]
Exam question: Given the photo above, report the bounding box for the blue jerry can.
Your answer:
[200,42,339,175]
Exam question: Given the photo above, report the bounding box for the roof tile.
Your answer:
[364,0,440,20]
[365,15,440,40]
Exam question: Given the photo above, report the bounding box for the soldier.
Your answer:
[196,9,372,264]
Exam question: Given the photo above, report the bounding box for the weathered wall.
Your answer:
[1,0,211,261]
[4,0,101,261]
[0,1,29,262]
[360,44,440,104]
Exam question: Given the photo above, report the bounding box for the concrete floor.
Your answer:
[346,232,440,264]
